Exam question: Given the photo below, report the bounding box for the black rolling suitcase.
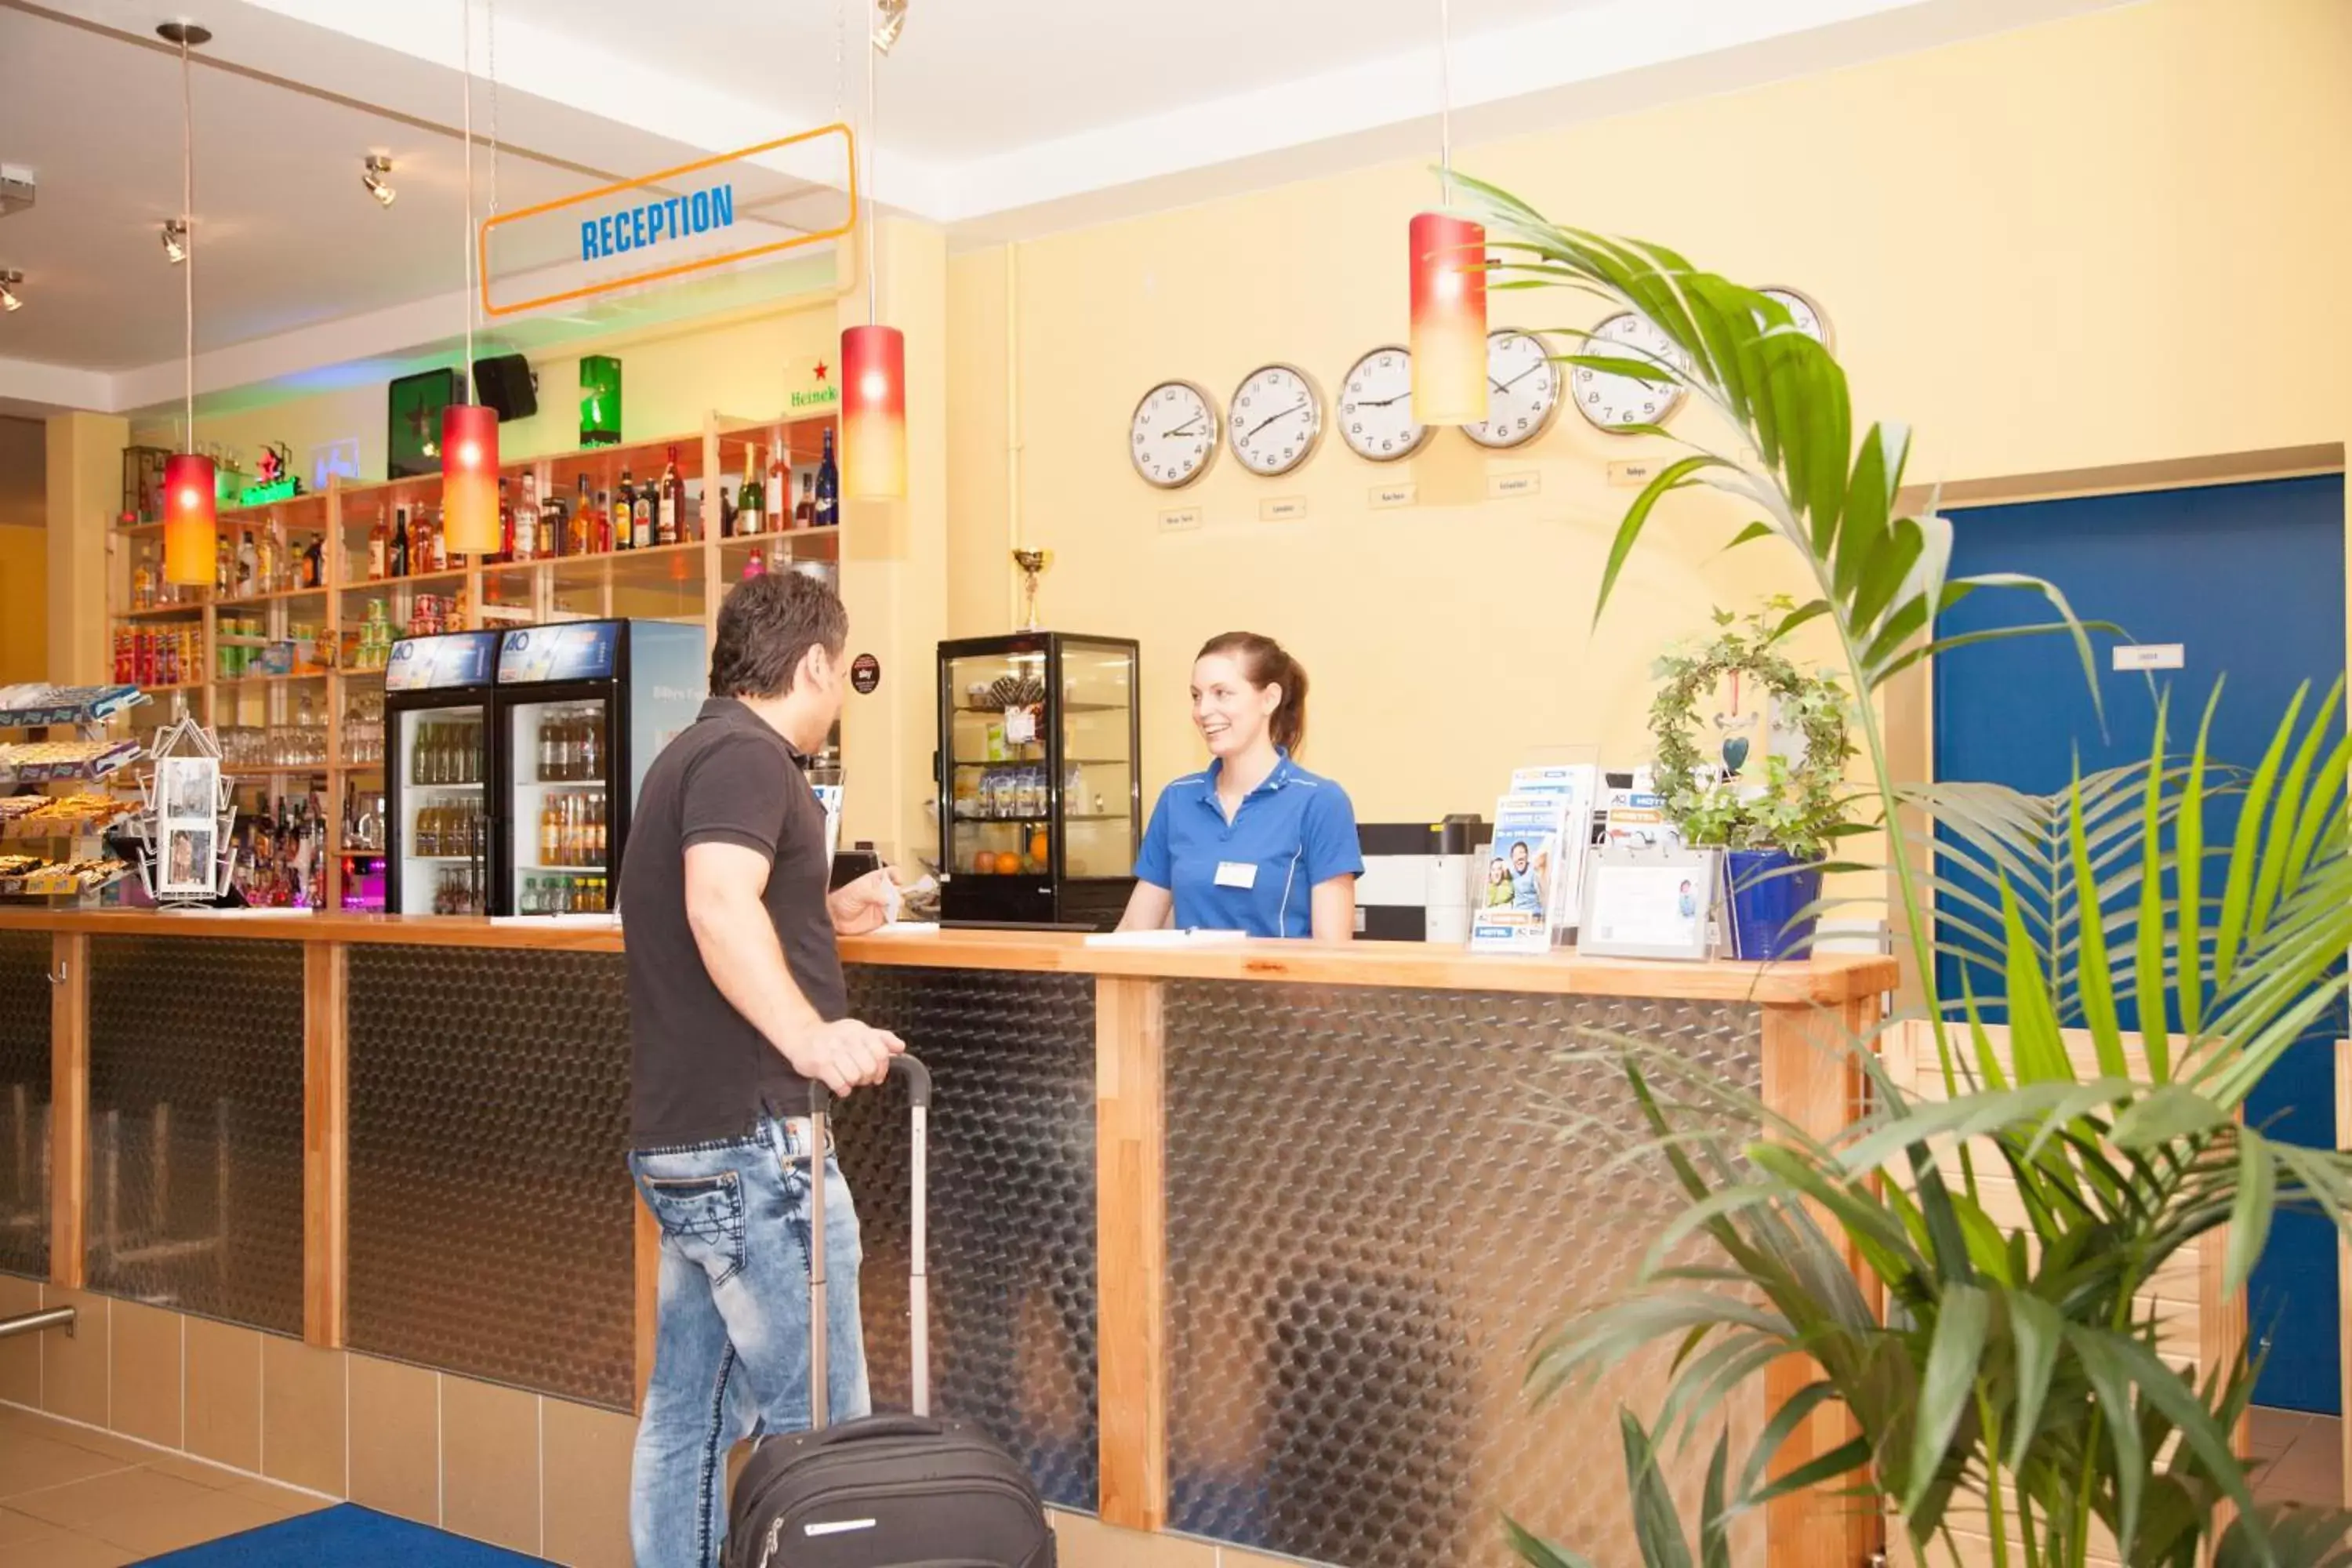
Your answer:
[724,1054,1056,1568]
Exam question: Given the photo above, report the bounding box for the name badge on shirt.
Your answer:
[1214,860,1258,890]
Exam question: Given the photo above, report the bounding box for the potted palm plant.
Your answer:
[1648,597,1853,960]
[1455,175,2352,1568]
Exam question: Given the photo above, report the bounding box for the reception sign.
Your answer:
[479,124,856,319]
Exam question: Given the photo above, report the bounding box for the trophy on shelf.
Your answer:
[1013,548,1052,632]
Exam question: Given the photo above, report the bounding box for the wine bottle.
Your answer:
[390,508,410,577]
[614,470,636,550]
[794,472,815,527]
[814,428,839,527]
[736,445,764,540]
[659,445,683,546]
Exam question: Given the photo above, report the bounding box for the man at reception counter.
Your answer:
[1118,630,1363,940]
[618,572,906,1568]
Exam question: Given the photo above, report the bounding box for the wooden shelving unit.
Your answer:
[108,408,840,909]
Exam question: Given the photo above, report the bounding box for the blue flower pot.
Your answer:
[1723,848,1823,962]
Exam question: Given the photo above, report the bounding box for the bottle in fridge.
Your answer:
[383,629,503,914]
[492,618,705,917]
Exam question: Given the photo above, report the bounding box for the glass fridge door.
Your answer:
[944,645,1051,884]
[394,703,488,914]
[1058,640,1140,877]
[507,695,614,916]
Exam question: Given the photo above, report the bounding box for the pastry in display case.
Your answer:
[936,633,1141,930]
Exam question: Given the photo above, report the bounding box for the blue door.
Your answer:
[1932,474,2347,1414]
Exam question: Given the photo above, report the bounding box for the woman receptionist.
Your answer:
[1117,632,1362,940]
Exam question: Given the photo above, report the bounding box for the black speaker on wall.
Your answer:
[472,352,539,422]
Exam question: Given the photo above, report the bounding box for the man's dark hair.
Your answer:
[708,571,849,699]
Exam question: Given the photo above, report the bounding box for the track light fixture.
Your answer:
[0,271,20,313]
[162,219,188,264]
[873,0,907,53]
[361,153,396,208]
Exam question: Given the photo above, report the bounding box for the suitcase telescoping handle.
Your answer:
[807,1053,931,1430]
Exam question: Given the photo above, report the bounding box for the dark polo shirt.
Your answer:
[622,696,845,1146]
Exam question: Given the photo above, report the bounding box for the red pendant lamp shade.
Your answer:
[840,324,906,501]
[162,452,217,586]
[1409,211,1488,426]
[440,401,502,556]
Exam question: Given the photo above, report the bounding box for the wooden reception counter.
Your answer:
[0,909,1892,1568]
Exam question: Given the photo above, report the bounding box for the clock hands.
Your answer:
[1245,402,1306,441]
[1353,391,1410,408]
[1495,361,1546,394]
[1160,420,1203,439]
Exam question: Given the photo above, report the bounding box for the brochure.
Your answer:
[1469,792,1572,955]
[1508,764,1595,928]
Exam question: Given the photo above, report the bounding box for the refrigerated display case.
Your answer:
[383,630,500,914]
[936,632,1141,930]
[492,618,704,916]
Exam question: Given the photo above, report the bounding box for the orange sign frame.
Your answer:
[478,122,859,320]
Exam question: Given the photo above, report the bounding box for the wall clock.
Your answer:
[1570,311,1690,433]
[1130,380,1219,489]
[1464,329,1562,450]
[1758,285,1833,351]
[1227,364,1324,477]
[1336,345,1431,463]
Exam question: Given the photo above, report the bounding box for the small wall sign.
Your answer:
[1369,483,1417,510]
[1488,470,1541,499]
[2112,643,2184,672]
[851,653,882,695]
[1261,497,1308,522]
[1159,507,1202,533]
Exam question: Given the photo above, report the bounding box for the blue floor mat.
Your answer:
[136,1504,546,1565]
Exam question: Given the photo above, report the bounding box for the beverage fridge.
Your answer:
[492,619,705,917]
[383,630,502,914]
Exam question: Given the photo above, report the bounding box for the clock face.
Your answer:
[1227,364,1324,477]
[1571,311,1690,433]
[1464,330,1561,450]
[1337,345,1430,463]
[1759,286,1833,351]
[1130,381,1219,489]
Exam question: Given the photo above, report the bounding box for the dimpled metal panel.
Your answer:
[835,965,1098,1512]
[0,931,51,1279]
[347,945,633,1409]
[85,937,306,1333]
[1163,983,1764,1568]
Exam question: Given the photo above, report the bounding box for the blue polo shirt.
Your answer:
[1134,752,1363,938]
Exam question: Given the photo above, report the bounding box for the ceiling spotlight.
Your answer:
[162,219,188,264]
[361,154,396,208]
[0,271,20,313]
[873,0,907,53]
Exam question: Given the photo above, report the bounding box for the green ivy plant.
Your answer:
[1649,597,1853,858]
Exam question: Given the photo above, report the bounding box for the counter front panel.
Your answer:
[0,931,51,1279]
[837,965,1100,1512]
[347,943,636,1410]
[1161,982,1765,1568]
[85,936,308,1335]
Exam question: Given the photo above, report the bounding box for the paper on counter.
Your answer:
[1083,928,1248,947]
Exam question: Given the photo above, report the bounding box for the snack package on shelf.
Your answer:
[0,793,138,839]
[0,682,146,726]
[0,855,130,898]
[0,737,144,781]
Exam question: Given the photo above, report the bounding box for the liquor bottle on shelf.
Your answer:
[215,533,230,595]
[594,491,614,554]
[132,546,154,610]
[426,508,449,573]
[613,470,636,550]
[496,479,515,564]
[795,471,815,528]
[736,445,764,540]
[237,528,259,597]
[304,532,325,588]
[743,546,766,580]
[390,508,410,577]
[768,449,789,531]
[572,474,594,557]
[815,428,839,527]
[658,445,683,546]
[368,513,389,579]
[535,497,557,560]
[517,473,538,561]
[633,471,655,550]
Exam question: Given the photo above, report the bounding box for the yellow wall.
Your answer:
[946,0,2352,821]
[0,528,45,683]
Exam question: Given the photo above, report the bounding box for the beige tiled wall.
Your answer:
[0,1279,1305,1568]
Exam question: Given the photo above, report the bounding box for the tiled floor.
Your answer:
[2250,1406,2345,1509]
[0,1403,331,1566]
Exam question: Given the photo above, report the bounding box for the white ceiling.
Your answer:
[0,0,2139,417]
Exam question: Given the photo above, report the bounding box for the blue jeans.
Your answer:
[629,1114,870,1568]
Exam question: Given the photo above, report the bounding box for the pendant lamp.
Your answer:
[159,23,215,586]
[1408,0,1486,426]
[840,0,907,500]
[440,0,501,556]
